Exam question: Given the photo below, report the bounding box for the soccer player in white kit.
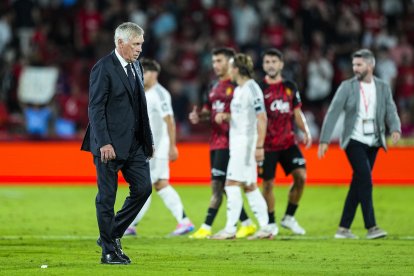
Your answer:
[211,53,273,239]
[124,59,194,236]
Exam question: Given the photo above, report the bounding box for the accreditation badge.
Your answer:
[362,119,376,135]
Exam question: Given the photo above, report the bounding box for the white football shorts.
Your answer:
[226,142,257,185]
[149,158,169,184]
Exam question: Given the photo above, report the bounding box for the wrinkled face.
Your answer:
[212,54,230,78]
[262,55,283,78]
[228,58,238,82]
[118,34,144,63]
[352,57,372,81]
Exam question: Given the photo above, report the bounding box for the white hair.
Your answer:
[114,22,144,47]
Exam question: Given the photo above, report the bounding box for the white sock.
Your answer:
[224,185,242,233]
[241,218,252,226]
[201,223,212,231]
[181,217,191,225]
[130,195,152,226]
[246,188,269,228]
[157,185,184,223]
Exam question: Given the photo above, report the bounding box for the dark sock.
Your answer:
[285,203,298,217]
[205,208,218,226]
[268,211,275,224]
[239,206,249,222]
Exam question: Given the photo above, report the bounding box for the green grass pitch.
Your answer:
[0,185,413,275]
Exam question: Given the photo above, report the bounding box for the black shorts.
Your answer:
[210,149,230,181]
[258,145,306,181]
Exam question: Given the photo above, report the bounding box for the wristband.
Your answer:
[256,147,263,149]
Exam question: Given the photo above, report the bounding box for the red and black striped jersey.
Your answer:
[258,79,302,151]
[202,79,235,150]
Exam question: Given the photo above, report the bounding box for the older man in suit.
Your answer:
[318,49,401,240]
[81,22,153,264]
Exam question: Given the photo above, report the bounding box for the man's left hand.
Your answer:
[169,145,178,161]
[391,132,401,145]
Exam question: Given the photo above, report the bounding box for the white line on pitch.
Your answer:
[1,235,414,240]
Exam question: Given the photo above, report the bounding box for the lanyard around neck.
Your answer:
[359,82,370,114]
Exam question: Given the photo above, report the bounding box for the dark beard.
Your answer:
[355,70,368,81]
[267,71,279,79]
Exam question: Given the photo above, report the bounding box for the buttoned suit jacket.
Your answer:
[319,76,401,150]
[81,51,153,159]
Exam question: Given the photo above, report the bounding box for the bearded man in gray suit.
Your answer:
[318,49,401,240]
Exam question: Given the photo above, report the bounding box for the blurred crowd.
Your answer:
[0,0,414,141]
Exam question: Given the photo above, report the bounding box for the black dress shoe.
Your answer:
[101,252,129,265]
[97,237,131,264]
[114,238,131,264]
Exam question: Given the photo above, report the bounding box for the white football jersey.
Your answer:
[145,83,173,159]
[229,79,265,146]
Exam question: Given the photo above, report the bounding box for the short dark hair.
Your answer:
[262,48,284,61]
[212,47,236,59]
[352,49,375,66]
[141,58,161,73]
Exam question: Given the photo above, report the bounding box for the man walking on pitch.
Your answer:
[318,49,401,239]
[81,22,153,265]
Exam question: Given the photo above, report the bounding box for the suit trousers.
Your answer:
[340,139,379,229]
[94,144,152,254]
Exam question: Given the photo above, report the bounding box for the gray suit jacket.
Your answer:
[319,76,401,150]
